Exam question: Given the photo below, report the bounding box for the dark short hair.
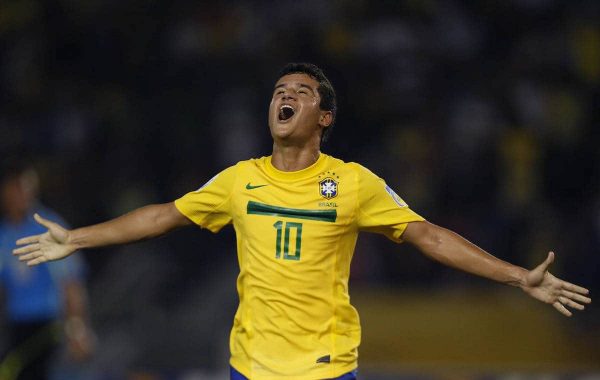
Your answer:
[0,157,32,184]
[277,63,337,143]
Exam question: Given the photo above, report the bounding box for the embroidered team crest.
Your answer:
[319,177,338,199]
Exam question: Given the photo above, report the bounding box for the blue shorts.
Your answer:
[230,366,358,379]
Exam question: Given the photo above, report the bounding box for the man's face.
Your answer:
[0,171,38,222]
[268,73,331,144]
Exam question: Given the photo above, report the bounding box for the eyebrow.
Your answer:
[274,83,316,94]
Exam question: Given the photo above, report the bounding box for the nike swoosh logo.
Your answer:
[246,183,268,190]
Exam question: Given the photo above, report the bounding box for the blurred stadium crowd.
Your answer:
[0,0,598,378]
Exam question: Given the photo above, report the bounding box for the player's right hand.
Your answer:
[13,213,76,265]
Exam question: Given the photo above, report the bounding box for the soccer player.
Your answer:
[0,162,94,380]
[12,63,591,380]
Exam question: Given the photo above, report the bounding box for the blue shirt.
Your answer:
[0,206,84,323]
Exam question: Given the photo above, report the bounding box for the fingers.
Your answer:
[558,296,585,311]
[552,286,592,316]
[546,251,555,264]
[16,251,48,266]
[17,251,43,263]
[529,251,555,281]
[34,213,54,229]
[17,215,61,245]
[561,289,592,304]
[538,251,555,272]
[562,281,590,296]
[13,243,40,255]
[16,234,41,246]
[26,257,48,266]
[553,301,572,317]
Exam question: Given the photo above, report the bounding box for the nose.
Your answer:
[282,90,297,101]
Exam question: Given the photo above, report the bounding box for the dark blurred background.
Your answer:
[0,0,598,379]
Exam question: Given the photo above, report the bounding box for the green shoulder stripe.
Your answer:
[247,201,337,223]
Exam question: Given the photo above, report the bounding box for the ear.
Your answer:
[319,111,333,128]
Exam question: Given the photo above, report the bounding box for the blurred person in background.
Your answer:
[11,63,592,380]
[0,160,94,380]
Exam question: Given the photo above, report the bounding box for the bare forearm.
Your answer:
[404,222,527,287]
[64,281,90,319]
[68,202,189,250]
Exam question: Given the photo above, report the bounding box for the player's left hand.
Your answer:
[521,251,591,316]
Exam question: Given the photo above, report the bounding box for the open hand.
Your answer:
[13,213,76,265]
[521,251,591,316]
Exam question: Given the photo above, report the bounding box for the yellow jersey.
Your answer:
[174,153,424,379]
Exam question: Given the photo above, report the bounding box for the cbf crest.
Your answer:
[319,177,338,199]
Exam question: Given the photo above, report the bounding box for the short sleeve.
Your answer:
[355,164,425,242]
[174,164,238,233]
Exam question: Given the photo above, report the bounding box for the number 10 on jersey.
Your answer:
[273,221,302,260]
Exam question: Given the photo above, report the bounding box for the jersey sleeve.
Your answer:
[174,164,238,233]
[355,164,425,242]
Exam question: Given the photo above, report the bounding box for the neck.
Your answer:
[271,143,321,172]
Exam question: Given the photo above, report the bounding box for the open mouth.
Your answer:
[278,104,295,121]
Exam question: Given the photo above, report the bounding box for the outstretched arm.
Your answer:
[13,202,192,265]
[402,221,591,316]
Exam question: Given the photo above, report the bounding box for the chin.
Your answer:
[272,131,293,142]
[271,121,295,137]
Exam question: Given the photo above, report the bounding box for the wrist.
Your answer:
[66,229,84,250]
[513,267,529,289]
